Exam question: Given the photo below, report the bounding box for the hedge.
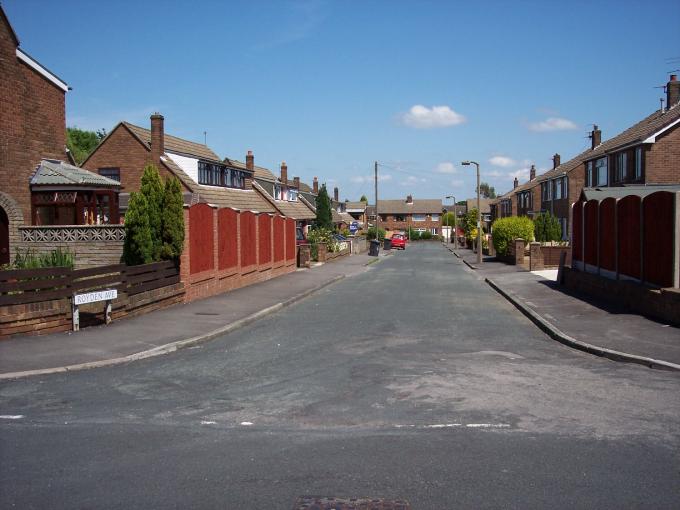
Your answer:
[491,216,534,256]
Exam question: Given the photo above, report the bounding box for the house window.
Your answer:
[431,214,440,222]
[288,189,298,202]
[395,215,405,222]
[595,157,608,186]
[275,184,282,200]
[430,227,438,235]
[542,181,552,201]
[198,161,245,188]
[615,152,627,183]
[586,161,593,187]
[635,147,643,180]
[98,167,120,182]
[412,214,426,222]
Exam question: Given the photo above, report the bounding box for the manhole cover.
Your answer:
[293,496,411,510]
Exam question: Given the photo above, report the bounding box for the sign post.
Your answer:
[72,289,118,331]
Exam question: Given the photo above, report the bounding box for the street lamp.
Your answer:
[445,195,457,250]
[461,161,482,264]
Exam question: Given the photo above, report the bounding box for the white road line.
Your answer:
[0,415,24,420]
[466,423,510,428]
[240,421,254,426]
[394,422,511,429]
[200,420,216,425]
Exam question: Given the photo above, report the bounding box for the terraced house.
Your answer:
[378,195,443,235]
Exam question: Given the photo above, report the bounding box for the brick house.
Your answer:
[82,114,276,215]
[344,201,368,227]
[377,195,443,235]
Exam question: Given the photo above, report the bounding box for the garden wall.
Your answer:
[180,204,297,303]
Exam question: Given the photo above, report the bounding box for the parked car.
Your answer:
[391,233,406,250]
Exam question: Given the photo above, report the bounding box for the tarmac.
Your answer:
[448,245,680,371]
[0,252,385,379]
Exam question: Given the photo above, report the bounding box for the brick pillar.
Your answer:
[488,236,496,257]
[179,207,191,283]
[530,242,544,271]
[298,244,311,268]
[514,238,525,265]
[317,242,327,262]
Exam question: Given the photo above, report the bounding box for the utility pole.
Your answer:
[374,161,379,242]
[462,161,483,264]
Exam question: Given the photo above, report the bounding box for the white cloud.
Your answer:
[350,174,392,184]
[435,162,457,174]
[489,156,515,168]
[450,179,464,187]
[399,105,466,129]
[485,170,503,178]
[508,168,530,181]
[527,117,577,132]
[399,175,427,186]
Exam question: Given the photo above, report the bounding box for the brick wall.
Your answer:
[646,123,680,184]
[380,215,441,234]
[180,205,296,303]
[82,124,189,194]
[0,17,67,224]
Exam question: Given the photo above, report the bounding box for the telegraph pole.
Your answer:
[374,161,379,240]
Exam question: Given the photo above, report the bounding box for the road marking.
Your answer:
[240,421,254,426]
[424,423,462,428]
[200,420,216,425]
[0,415,24,420]
[395,423,510,429]
[466,423,510,428]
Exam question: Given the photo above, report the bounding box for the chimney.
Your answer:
[529,164,536,181]
[668,74,680,109]
[406,194,413,204]
[150,113,164,165]
[280,162,288,186]
[293,176,300,190]
[590,125,601,149]
[246,150,254,171]
[552,153,561,169]
[313,176,318,194]
[333,186,339,202]
[513,177,519,189]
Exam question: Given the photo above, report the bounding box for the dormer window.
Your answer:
[198,161,246,189]
[288,189,298,202]
[275,184,283,200]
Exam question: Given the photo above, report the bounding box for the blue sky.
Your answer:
[5,0,680,202]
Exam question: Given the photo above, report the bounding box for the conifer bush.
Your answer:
[140,165,164,259]
[160,177,185,261]
[534,212,562,242]
[123,192,154,265]
[315,185,333,230]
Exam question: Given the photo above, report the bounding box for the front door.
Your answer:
[0,207,9,266]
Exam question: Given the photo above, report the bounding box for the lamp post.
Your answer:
[462,161,482,264]
[445,195,457,250]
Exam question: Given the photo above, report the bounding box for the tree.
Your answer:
[123,192,154,265]
[491,216,535,255]
[315,184,333,230]
[534,212,562,242]
[463,208,479,240]
[359,195,368,202]
[140,164,165,259]
[478,182,496,199]
[66,127,106,165]
[160,177,185,260]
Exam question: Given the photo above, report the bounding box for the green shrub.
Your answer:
[534,212,562,242]
[366,227,386,241]
[11,247,74,269]
[315,185,333,230]
[491,216,534,256]
[307,227,339,253]
[160,177,185,261]
[123,192,154,265]
[408,229,421,240]
[140,164,164,260]
[420,230,432,240]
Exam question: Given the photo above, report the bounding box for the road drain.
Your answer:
[293,496,411,510]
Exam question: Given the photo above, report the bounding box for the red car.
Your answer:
[391,233,406,250]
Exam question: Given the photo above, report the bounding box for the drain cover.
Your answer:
[293,496,411,510]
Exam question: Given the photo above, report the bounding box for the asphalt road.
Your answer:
[1,243,679,509]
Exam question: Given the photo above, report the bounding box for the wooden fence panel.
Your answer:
[583,200,599,266]
[285,218,296,261]
[273,216,285,263]
[599,198,616,272]
[218,208,239,270]
[258,214,272,265]
[240,211,257,268]
[643,191,675,287]
[572,201,583,262]
[189,203,214,275]
[617,195,641,280]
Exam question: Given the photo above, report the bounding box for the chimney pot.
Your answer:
[530,164,536,181]
[293,176,300,189]
[333,186,339,202]
[513,177,519,189]
[150,113,164,166]
[406,194,413,204]
[245,150,254,171]
[313,176,318,194]
[667,74,680,109]
[590,125,602,149]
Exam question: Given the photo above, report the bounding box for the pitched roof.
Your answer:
[123,122,221,162]
[251,181,315,220]
[30,159,120,188]
[161,156,275,212]
[232,160,277,181]
[465,198,492,213]
[345,201,367,211]
[377,198,442,214]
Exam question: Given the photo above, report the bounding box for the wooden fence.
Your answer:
[0,260,179,307]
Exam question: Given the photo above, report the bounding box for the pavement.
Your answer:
[446,244,680,370]
[2,242,679,509]
[0,253,378,379]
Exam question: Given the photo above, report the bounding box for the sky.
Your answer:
[5,0,680,202]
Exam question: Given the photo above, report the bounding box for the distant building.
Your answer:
[377,195,443,235]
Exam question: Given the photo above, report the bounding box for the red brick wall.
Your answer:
[380,215,441,234]
[645,124,680,184]
[181,205,295,303]
[82,124,189,193]
[0,18,67,223]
